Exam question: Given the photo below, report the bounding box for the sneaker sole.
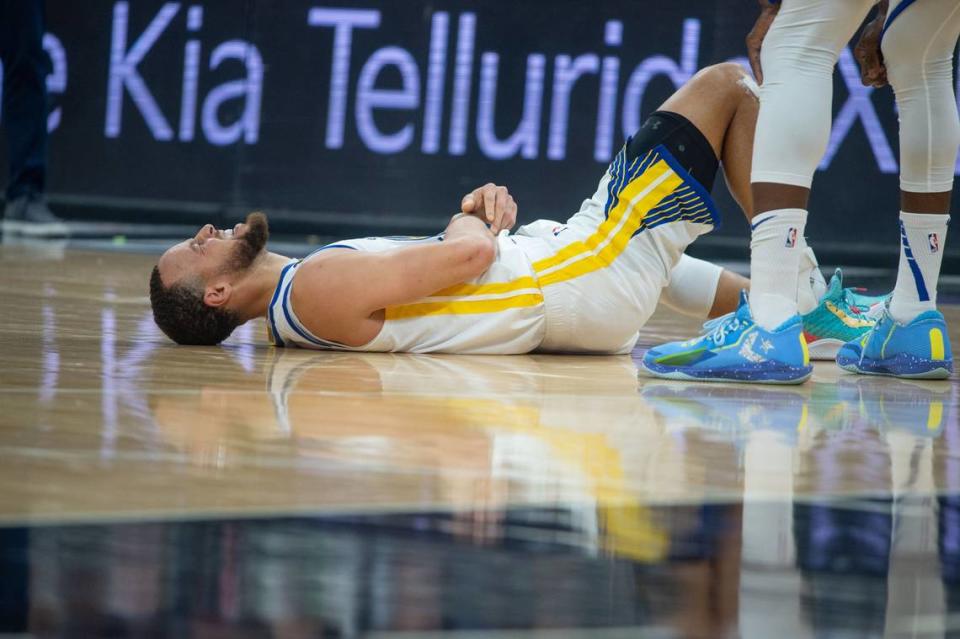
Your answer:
[841,365,952,380]
[806,338,844,361]
[639,361,813,385]
[837,356,953,380]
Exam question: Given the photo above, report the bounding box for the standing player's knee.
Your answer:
[882,21,960,191]
[881,19,955,92]
[880,27,912,90]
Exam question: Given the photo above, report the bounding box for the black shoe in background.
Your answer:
[2,194,71,238]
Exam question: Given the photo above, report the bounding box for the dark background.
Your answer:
[2,0,958,267]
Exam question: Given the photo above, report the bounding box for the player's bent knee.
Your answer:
[694,63,756,102]
[692,63,741,88]
[711,62,748,82]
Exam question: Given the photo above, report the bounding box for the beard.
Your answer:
[227,212,269,273]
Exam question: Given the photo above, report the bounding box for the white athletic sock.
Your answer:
[796,241,827,315]
[889,211,949,324]
[749,208,808,330]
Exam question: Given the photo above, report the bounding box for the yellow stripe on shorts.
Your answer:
[535,161,682,287]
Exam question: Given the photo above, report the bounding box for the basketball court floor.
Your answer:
[1,243,959,637]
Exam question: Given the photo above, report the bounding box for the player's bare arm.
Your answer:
[290,190,509,346]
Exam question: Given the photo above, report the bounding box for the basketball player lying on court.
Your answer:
[151,63,881,363]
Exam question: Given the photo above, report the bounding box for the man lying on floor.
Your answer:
[150,63,881,376]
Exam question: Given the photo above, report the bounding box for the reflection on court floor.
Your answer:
[1,246,959,636]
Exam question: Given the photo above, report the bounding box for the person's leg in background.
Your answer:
[0,0,68,236]
[838,0,959,378]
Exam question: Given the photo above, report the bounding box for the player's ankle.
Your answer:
[888,297,936,325]
[750,292,797,330]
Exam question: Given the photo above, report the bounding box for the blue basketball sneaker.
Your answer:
[641,291,812,384]
[836,307,953,379]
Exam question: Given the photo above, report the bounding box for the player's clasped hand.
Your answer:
[746,0,780,85]
[854,1,888,89]
[461,183,517,234]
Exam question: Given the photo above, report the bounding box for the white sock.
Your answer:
[796,241,827,315]
[749,208,808,330]
[889,211,949,324]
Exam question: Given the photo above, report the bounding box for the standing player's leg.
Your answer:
[642,0,875,384]
[838,0,960,379]
[748,0,875,331]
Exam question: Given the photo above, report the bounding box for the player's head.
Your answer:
[150,212,269,345]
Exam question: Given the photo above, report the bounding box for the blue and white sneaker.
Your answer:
[836,307,953,379]
[640,291,813,384]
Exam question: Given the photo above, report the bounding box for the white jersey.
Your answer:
[268,232,550,354]
[268,144,719,355]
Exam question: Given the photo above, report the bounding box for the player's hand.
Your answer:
[854,1,888,88]
[746,0,780,85]
[461,183,517,234]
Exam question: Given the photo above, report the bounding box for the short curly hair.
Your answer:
[150,266,241,345]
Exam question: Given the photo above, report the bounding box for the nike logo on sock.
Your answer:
[751,215,776,231]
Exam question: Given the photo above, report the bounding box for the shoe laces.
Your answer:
[838,286,883,316]
[702,312,731,333]
[708,314,743,346]
[843,287,887,320]
[839,287,858,310]
[864,301,886,321]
